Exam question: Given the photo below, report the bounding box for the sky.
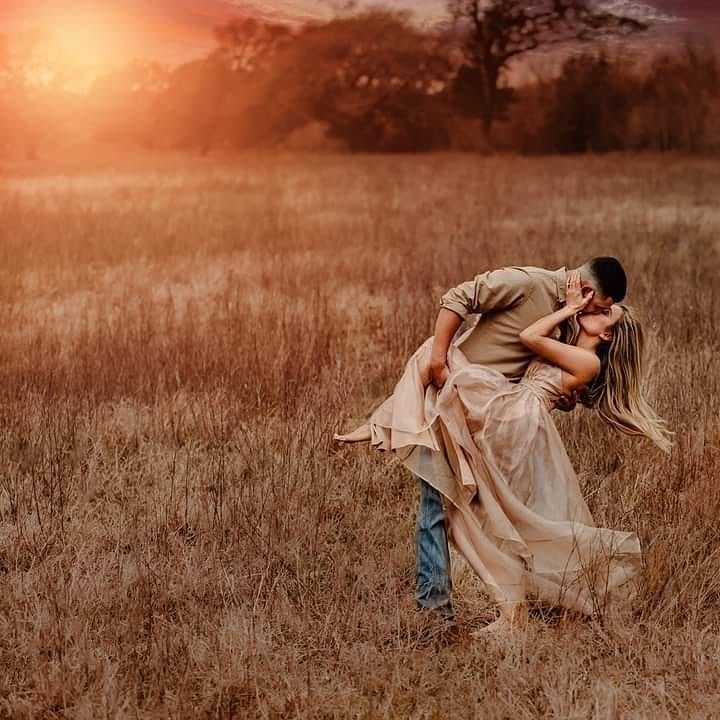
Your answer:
[1,0,718,79]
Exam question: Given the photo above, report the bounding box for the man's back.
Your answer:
[440,266,567,382]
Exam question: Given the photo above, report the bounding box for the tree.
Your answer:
[447,0,646,144]
[637,44,720,152]
[261,10,454,151]
[202,18,294,151]
[0,30,51,159]
[541,52,635,152]
[87,60,169,148]
[152,17,293,153]
[212,17,291,74]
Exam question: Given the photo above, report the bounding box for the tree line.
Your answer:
[1,1,719,158]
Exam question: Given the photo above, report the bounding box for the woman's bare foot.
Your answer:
[333,423,371,443]
[471,616,514,637]
[471,603,528,638]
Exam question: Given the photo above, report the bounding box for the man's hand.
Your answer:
[556,391,578,413]
[430,361,450,389]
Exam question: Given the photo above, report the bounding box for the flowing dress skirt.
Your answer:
[368,336,641,616]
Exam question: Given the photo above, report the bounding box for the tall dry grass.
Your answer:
[0,152,718,718]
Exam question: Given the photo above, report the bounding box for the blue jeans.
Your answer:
[415,471,454,619]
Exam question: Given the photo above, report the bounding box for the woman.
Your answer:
[334,271,671,631]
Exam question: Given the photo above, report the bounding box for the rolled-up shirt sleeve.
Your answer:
[439,267,534,320]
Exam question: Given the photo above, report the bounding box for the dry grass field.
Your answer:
[0,151,718,718]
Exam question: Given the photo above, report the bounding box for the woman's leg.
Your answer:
[446,503,528,634]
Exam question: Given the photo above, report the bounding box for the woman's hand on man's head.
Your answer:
[566,270,594,314]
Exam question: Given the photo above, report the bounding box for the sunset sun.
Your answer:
[46,11,129,76]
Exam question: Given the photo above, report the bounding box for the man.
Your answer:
[415,257,627,621]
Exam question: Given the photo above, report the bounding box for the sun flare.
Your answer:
[47,11,127,74]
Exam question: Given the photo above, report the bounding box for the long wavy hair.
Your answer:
[562,305,673,453]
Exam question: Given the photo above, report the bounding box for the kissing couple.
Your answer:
[334,258,671,633]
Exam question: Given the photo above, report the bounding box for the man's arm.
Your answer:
[438,267,533,321]
[430,267,533,388]
[429,309,463,388]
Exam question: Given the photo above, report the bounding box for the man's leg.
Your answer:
[415,452,454,619]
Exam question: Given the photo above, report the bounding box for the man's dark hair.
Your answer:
[586,257,627,302]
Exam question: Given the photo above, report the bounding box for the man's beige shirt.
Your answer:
[440,266,567,382]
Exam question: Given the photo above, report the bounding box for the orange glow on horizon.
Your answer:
[5,3,216,92]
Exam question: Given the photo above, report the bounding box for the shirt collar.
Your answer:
[554,267,567,303]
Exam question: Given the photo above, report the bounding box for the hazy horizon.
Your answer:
[2,0,718,82]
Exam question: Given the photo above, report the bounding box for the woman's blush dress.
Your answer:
[368,336,641,616]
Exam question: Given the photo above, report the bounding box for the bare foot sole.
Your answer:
[333,424,371,443]
[471,606,529,637]
[471,616,515,637]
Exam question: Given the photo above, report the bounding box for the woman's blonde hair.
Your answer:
[564,305,673,453]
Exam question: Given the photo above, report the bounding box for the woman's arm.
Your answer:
[519,272,600,391]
